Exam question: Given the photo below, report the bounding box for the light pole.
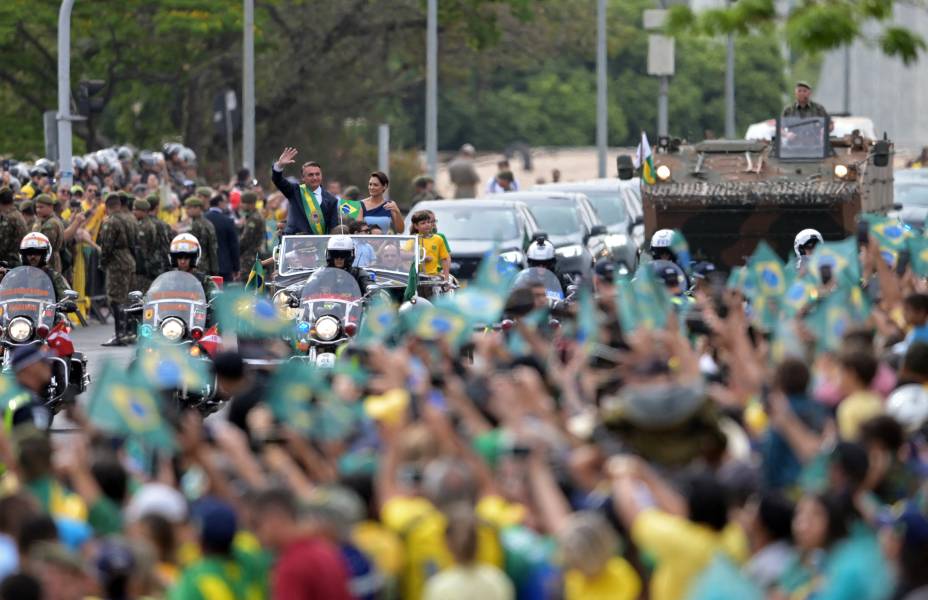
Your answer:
[243,0,255,175]
[57,0,76,188]
[596,0,607,178]
[724,1,736,138]
[425,0,438,179]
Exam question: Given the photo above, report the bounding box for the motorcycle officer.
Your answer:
[169,233,219,299]
[525,235,572,292]
[325,235,372,295]
[793,228,823,271]
[17,232,71,302]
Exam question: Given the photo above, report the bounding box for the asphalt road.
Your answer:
[70,321,135,387]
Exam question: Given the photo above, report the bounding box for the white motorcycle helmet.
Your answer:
[794,228,823,258]
[169,233,201,268]
[526,236,556,270]
[649,228,676,261]
[19,232,52,267]
[326,235,355,267]
[886,384,928,433]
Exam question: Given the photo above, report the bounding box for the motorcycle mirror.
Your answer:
[61,301,78,313]
[128,290,143,303]
[64,289,79,301]
[567,285,579,294]
[287,297,300,309]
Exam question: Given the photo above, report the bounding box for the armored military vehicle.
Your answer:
[642,116,893,267]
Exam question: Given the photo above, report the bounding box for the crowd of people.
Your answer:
[0,142,925,600]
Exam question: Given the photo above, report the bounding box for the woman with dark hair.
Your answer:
[360,171,404,233]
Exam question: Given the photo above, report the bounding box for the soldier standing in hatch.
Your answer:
[31,194,64,273]
[782,81,829,119]
[100,193,137,346]
[0,187,27,268]
[237,191,266,279]
[183,197,219,275]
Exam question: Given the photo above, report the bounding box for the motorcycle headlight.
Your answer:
[8,317,32,343]
[160,318,185,342]
[314,316,340,341]
[605,234,629,248]
[500,250,524,264]
[556,244,584,258]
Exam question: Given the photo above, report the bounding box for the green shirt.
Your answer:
[169,552,266,600]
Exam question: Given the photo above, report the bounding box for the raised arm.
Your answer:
[271,147,299,198]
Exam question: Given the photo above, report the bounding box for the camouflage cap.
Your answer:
[133,198,151,211]
[195,186,212,198]
[20,199,34,212]
[185,196,205,208]
[34,194,54,206]
[796,80,811,90]
[145,194,160,208]
[413,175,433,186]
[240,191,258,205]
[104,192,122,204]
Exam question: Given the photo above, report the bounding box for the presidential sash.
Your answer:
[298,184,325,234]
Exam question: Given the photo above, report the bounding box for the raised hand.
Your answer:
[275,147,298,169]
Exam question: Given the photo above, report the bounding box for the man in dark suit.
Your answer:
[271,147,339,235]
[205,194,241,282]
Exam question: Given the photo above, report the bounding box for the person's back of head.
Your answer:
[858,415,906,454]
[17,514,58,558]
[686,473,730,532]
[837,348,879,390]
[901,342,928,383]
[16,434,52,482]
[91,454,129,506]
[757,492,795,543]
[0,572,41,600]
[829,441,870,493]
[904,293,928,326]
[0,493,37,537]
[774,358,810,397]
[443,503,479,566]
[209,195,223,209]
[556,510,619,577]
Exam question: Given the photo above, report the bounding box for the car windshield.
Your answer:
[526,204,582,236]
[778,116,827,159]
[428,207,520,240]
[278,235,418,275]
[583,192,627,225]
[896,182,928,207]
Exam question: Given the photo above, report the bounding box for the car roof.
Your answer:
[492,191,585,203]
[533,178,641,192]
[409,199,530,210]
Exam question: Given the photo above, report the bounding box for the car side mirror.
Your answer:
[64,289,79,301]
[590,225,607,237]
[128,290,143,303]
[893,202,903,211]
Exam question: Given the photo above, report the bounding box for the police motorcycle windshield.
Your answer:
[512,267,564,301]
[300,267,362,323]
[0,266,57,332]
[142,271,207,332]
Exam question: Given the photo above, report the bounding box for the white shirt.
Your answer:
[486,175,519,194]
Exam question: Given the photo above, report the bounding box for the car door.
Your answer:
[517,204,540,250]
[576,195,609,260]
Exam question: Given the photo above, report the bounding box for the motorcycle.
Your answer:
[281,267,364,368]
[0,266,88,413]
[128,271,219,412]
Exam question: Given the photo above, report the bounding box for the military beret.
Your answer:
[196,186,212,198]
[34,194,54,206]
[796,80,811,90]
[20,200,34,212]
[240,191,258,205]
[133,198,151,211]
[185,197,205,208]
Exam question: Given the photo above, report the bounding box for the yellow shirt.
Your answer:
[381,495,509,600]
[565,556,642,600]
[837,390,883,441]
[405,234,450,276]
[631,509,748,600]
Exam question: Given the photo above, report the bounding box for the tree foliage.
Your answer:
[0,0,787,188]
[669,0,926,65]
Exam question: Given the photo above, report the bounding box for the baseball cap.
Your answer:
[11,345,47,373]
[124,483,188,524]
[796,80,811,90]
[594,259,618,282]
[190,497,237,550]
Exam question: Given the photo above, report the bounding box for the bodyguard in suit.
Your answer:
[205,194,241,282]
[271,147,339,235]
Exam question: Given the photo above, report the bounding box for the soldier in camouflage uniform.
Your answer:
[145,194,174,275]
[100,194,138,347]
[0,187,27,268]
[20,200,36,230]
[237,191,266,279]
[131,198,160,293]
[32,194,64,273]
[184,197,219,275]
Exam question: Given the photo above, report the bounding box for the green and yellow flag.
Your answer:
[573,286,600,357]
[616,270,671,332]
[805,286,870,353]
[265,361,357,441]
[413,303,471,349]
[338,199,362,221]
[860,213,911,252]
[636,132,656,185]
[244,259,266,295]
[807,237,860,287]
[215,290,292,339]
[907,236,928,277]
[134,337,210,391]
[747,242,788,298]
[0,375,31,432]
[402,261,419,303]
[356,294,397,346]
[88,361,174,451]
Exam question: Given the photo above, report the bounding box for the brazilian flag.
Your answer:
[726,266,757,297]
[452,287,505,325]
[473,248,518,293]
[747,242,787,299]
[616,270,671,333]
[860,213,911,252]
[573,286,600,357]
[0,375,31,431]
[670,229,692,274]
[88,361,174,451]
[784,277,818,317]
[808,237,860,287]
[414,303,471,349]
[244,259,266,295]
[357,294,397,346]
[338,199,362,221]
[402,261,418,302]
[805,286,870,353]
[907,236,928,277]
[134,337,210,391]
[215,290,291,339]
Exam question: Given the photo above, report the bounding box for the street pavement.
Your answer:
[70,321,134,387]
